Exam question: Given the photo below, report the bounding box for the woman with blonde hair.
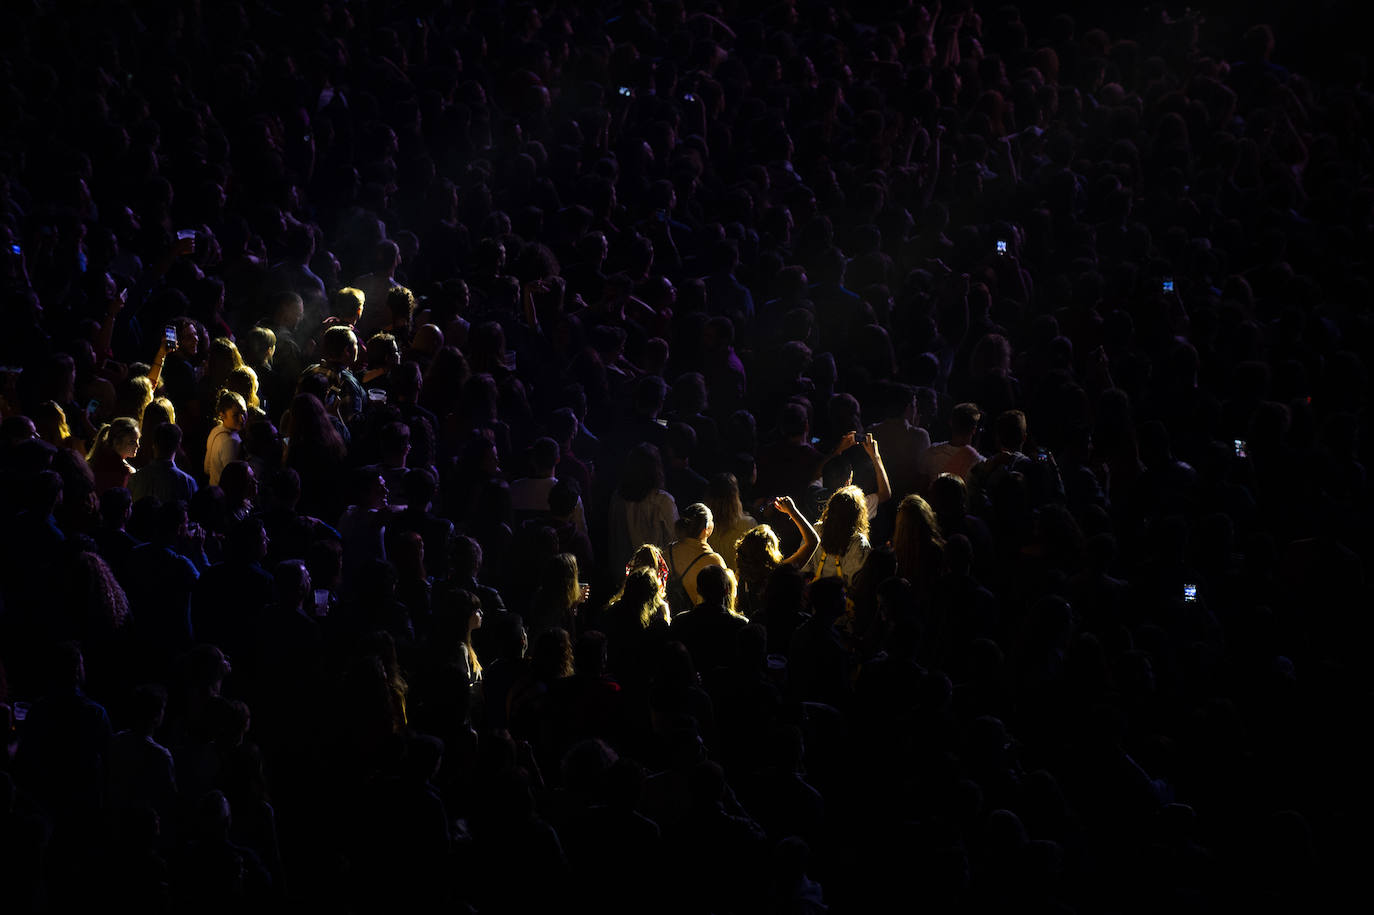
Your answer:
[805,484,871,585]
[133,397,177,468]
[705,472,756,572]
[599,565,672,687]
[891,493,947,592]
[86,416,140,493]
[200,337,244,404]
[733,495,820,617]
[225,364,266,419]
[115,374,155,425]
[33,400,80,452]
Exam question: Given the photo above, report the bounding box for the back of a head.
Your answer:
[618,443,664,502]
[273,559,310,605]
[152,499,187,545]
[664,422,697,463]
[677,502,713,539]
[950,402,982,438]
[695,563,734,607]
[994,409,1028,452]
[321,324,358,362]
[547,407,578,445]
[549,478,580,517]
[530,436,560,474]
[380,421,411,460]
[402,467,437,508]
[151,419,183,459]
[808,576,847,621]
[451,533,483,578]
[779,401,809,439]
[331,287,366,322]
[100,486,133,526]
[632,374,668,417]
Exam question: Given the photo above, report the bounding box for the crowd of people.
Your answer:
[1,0,1370,912]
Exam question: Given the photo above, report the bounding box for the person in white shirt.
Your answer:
[608,443,678,569]
[510,437,589,537]
[920,402,984,491]
[204,390,246,486]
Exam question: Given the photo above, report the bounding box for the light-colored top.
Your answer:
[608,489,678,569]
[204,425,243,487]
[509,475,588,536]
[669,538,727,607]
[921,441,984,485]
[708,513,756,573]
[804,531,871,586]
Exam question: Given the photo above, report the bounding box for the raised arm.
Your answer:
[862,433,892,505]
[773,496,820,568]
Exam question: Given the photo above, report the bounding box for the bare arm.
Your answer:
[774,496,820,567]
[863,434,892,505]
[147,337,173,391]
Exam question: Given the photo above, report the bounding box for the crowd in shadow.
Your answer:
[0,1,1370,912]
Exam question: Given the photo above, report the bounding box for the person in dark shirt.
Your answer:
[671,564,749,679]
[127,500,203,672]
[192,516,274,666]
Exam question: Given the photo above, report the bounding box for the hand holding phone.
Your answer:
[164,325,179,351]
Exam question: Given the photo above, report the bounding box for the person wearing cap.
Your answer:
[919,402,985,490]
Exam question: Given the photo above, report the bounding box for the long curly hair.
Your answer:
[735,524,784,593]
[617,566,671,628]
[818,484,868,555]
[65,551,130,634]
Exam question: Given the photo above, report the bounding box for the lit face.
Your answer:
[221,406,247,431]
[116,430,140,459]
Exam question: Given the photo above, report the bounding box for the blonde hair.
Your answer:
[735,524,784,590]
[226,364,261,409]
[620,566,671,628]
[87,416,140,462]
[144,396,176,426]
[122,375,155,424]
[705,472,746,532]
[818,484,869,554]
[34,400,72,444]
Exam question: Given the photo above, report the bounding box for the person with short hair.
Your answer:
[130,421,198,504]
[510,436,588,537]
[921,402,985,488]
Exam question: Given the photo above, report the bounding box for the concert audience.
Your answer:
[0,2,1369,913]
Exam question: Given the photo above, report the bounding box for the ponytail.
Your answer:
[86,416,140,462]
[676,502,713,539]
[86,422,113,462]
[214,388,247,421]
